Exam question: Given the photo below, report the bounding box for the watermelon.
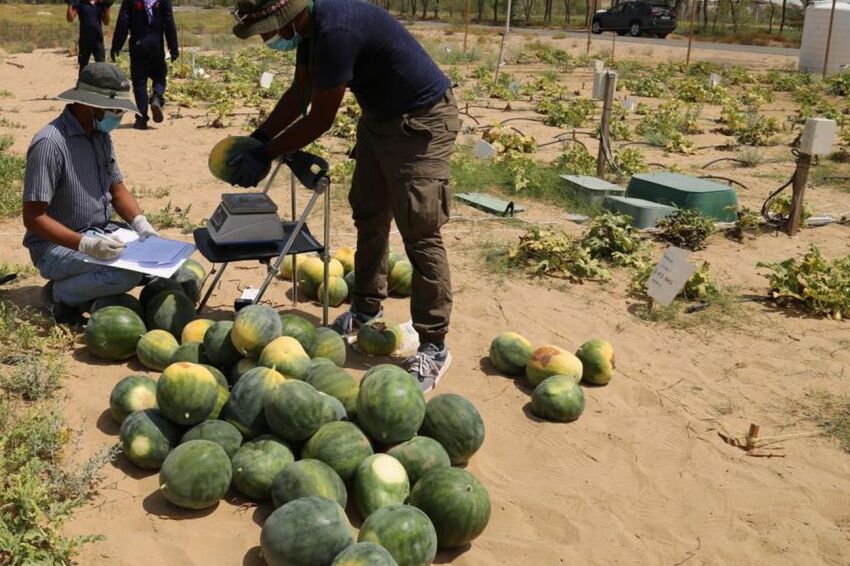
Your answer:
[270,459,347,509]
[181,420,243,458]
[200,364,228,388]
[388,260,412,297]
[489,332,534,376]
[357,364,425,445]
[265,380,327,442]
[84,306,146,361]
[320,392,347,422]
[173,260,205,302]
[354,454,410,519]
[156,362,219,426]
[331,542,397,566]
[181,318,215,344]
[208,135,271,184]
[259,336,311,379]
[231,304,282,358]
[91,293,143,317]
[228,357,258,385]
[299,257,345,299]
[332,247,355,274]
[526,345,583,387]
[136,329,179,371]
[358,505,437,566]
[304,363,359,418]
[386,437,451,486]
[387,251,405,272]
[309,327,347,366]
[223,366,285,438]
[419,394,485,466]
[139,277,183,309]
[576,339,615,385]
[409,467,491,550]
[119,409,181,470]
[356,320,402,357]
[301,421,373,481]
[279,254,302,281]
[231,436,295,501]
[260,497,354,566]
[201,363,230,419]
[109,374,158,423]
[145,290,196,339]
[531,375,586,422]
[159,440,232,509]
[170,341,209,364]
[344,271,355,299]
[280,313,318,353]
[318,276,349,307]
[203,320,242,369]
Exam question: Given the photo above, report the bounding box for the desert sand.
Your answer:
[1,31,849,566]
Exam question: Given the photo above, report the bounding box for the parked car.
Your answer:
[591,1,677,38]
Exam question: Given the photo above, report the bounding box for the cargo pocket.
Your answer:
[395,177,451,242]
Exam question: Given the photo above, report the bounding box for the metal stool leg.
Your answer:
[290,171,298,306]
[322,178,331,326]
[198,262,228,312]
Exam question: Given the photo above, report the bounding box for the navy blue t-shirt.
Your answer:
[71,0,107,41]
[296,0,449,119]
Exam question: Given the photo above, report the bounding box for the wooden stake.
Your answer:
[823,0,838,79]
[586,0,597,55]
[596,71,616,177]
[787,153,812,236]
[494,0,513,82]
[686,0,698,65]
[746,423,760,451]
[463,0,472,54]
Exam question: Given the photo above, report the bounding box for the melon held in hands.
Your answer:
[208,135,271,184]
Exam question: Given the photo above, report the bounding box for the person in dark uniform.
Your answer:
[110,0,179,130]
[229,0,461,392]
[67,0,112,69]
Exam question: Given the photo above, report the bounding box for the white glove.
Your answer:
[131,214,159,241]
[79,234,125,260]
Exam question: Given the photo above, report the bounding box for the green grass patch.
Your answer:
[0,136,25,220]
[806,391,850,454]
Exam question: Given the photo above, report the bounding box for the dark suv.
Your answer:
[591,1,677,38]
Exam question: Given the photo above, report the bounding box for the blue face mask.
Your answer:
[95,110,123,133]
[265,25,301,52]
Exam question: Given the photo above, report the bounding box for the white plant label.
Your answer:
[646,247,697,307]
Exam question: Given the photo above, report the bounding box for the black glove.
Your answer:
[170,50,179,62]
[110,49,119,62]
[227,146,273,188]
[249,129,271,144]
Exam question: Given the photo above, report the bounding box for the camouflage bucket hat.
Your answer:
[232,0,310,39]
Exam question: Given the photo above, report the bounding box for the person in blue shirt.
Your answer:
[110,0,179,130]
[229,0,461,392]
[67,0,112,69]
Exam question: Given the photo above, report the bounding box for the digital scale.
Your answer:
[207,193,284,245]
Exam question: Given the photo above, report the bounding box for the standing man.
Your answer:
[22,63,159,326]
[67,0,113,69]
[228,0,461,391]
[111,0,179,130]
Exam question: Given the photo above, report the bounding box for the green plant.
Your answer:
[536,97,595,129]
[553,144,595,175]
[733,113,781,146]
[481,125,536,156]
[758,245,850,320]
[0,140,25,219]
[508,228,611,282]
[655,208,716,251]
[147,201,203,234]
[0,354,64,401]
[636,101,701,154]
[623,77,666,98]
[579,212,649,268]
[826,71,850,96]
[673,76,729,104]
[630,260,719,301]
[612,147,647,178]
[731,206,762,239]
[768,194,813,225]
[806,391,850,453]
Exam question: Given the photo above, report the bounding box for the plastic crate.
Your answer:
[603,196,676,229]
[560,175,626,206]
[626,173,738,222]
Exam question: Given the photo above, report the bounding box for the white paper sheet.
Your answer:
[83,229,197,278]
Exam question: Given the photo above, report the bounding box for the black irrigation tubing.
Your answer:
[537,138,589,150]
[617,141,658,149]
[498,117,547,126]
[647,162,669,169]
[555,131,597,139]
[698,175,750,191]
[459,111,481,125]
[701,157,749,169]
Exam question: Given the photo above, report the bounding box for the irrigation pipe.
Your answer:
[537,138,589,150]
[498,117,547,126]
[697,175,749,191]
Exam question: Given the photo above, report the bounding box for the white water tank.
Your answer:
[799,0,850,74]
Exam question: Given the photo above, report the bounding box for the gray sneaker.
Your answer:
[404,343,452,393]
[330,308,383,337]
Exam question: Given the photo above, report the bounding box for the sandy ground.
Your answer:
[1,38,850,566]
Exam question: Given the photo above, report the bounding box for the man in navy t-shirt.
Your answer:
[67,0,112,69]
[229,0,461,392]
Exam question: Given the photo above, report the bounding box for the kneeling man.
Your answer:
[22,62,158,325]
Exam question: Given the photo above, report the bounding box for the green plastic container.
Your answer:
[626,173,738,221]
[560,175,626,206]
[603,196,676,229]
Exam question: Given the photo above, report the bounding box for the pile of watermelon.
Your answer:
[488,331,616,422]
[106,277,491,566]
[279,248,412,307]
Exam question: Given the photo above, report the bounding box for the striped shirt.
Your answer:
[22,106,123,264]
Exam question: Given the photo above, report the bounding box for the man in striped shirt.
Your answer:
[22,63,158,326]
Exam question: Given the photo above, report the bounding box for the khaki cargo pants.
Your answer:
[349,89,460,345]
